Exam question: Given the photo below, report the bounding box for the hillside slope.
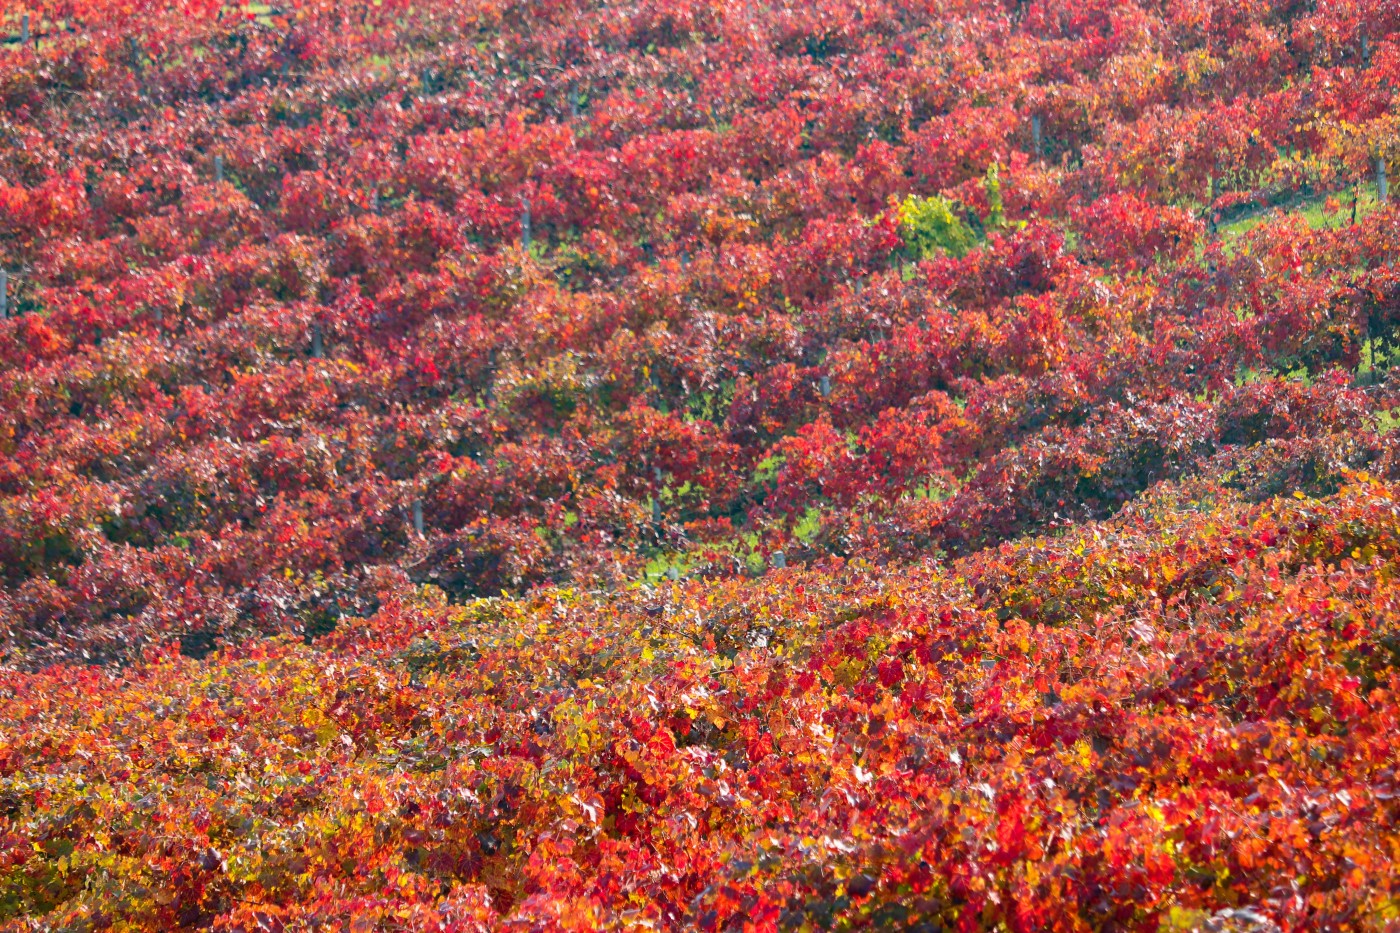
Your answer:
[2,0,1400,928]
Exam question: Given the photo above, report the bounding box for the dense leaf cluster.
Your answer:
[5,481,1400,928]
[2,0,1400,927]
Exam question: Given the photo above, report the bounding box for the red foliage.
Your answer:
[0,0,1399,927]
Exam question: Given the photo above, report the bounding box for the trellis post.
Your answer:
[1207,175,1217,235]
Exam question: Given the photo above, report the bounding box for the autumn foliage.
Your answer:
[2,0,1400,928]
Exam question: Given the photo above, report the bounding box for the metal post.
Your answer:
[1379,156,1389,204]
[820,374,831,397]
[20,13,29,45]
[651,497,662,525]
[214,154,223,184]
[412,500,424,537]
[1031,114,1042,159]
[311,323,323,358]
[521,197,532,250]
[770,551,786,569]
[0,269,7,319]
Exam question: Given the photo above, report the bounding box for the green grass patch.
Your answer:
[1217,182,1386,242]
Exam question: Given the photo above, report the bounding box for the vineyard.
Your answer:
[2,0,1400,928]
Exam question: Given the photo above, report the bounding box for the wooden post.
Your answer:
[1031,114,1042,160]
[521,196,532,251]
[1379,156,1389,204]
[214,154,223,184]
[1207,175,1217,235]
[412,500,424,537]
[311,323,323,358]
[0,269,7,319]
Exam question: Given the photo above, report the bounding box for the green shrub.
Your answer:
[984,162,1004,227]
[898,194,978,260]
